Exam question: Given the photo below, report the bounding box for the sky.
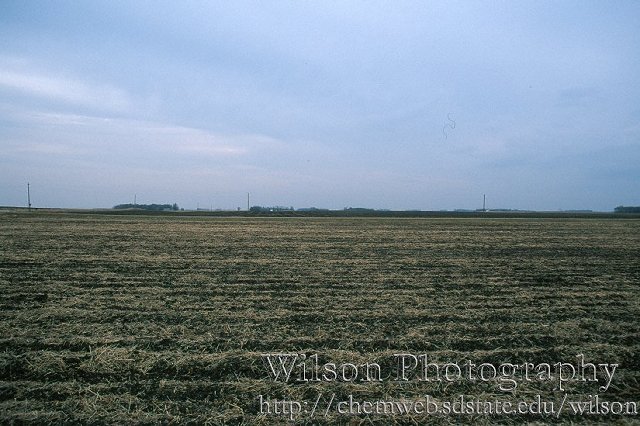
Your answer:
[1,1,639,211]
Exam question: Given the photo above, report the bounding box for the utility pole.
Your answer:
[247,192,250,211]
[27,183,31,211]
[483,194,486,212]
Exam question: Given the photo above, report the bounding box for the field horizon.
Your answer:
[2,206,639,220]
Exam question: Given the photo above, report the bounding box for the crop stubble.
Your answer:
[0,213,639,424]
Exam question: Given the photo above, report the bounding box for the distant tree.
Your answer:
[113,203,175,211]
[614,206,640,213]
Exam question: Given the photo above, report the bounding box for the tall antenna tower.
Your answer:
[483,194,486,212]
[134,194,137,206]
[27,182,31,211]
[247,192,250,211]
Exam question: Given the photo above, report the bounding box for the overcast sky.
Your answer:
[1,1,639,211]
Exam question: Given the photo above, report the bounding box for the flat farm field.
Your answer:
[1,212,639,424]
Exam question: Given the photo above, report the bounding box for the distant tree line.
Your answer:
[114,203,179,211]
[614,206,640,213]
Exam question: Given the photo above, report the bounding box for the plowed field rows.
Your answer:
[1,213,639,424]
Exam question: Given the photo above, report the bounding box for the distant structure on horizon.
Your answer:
[250,205,294,213]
